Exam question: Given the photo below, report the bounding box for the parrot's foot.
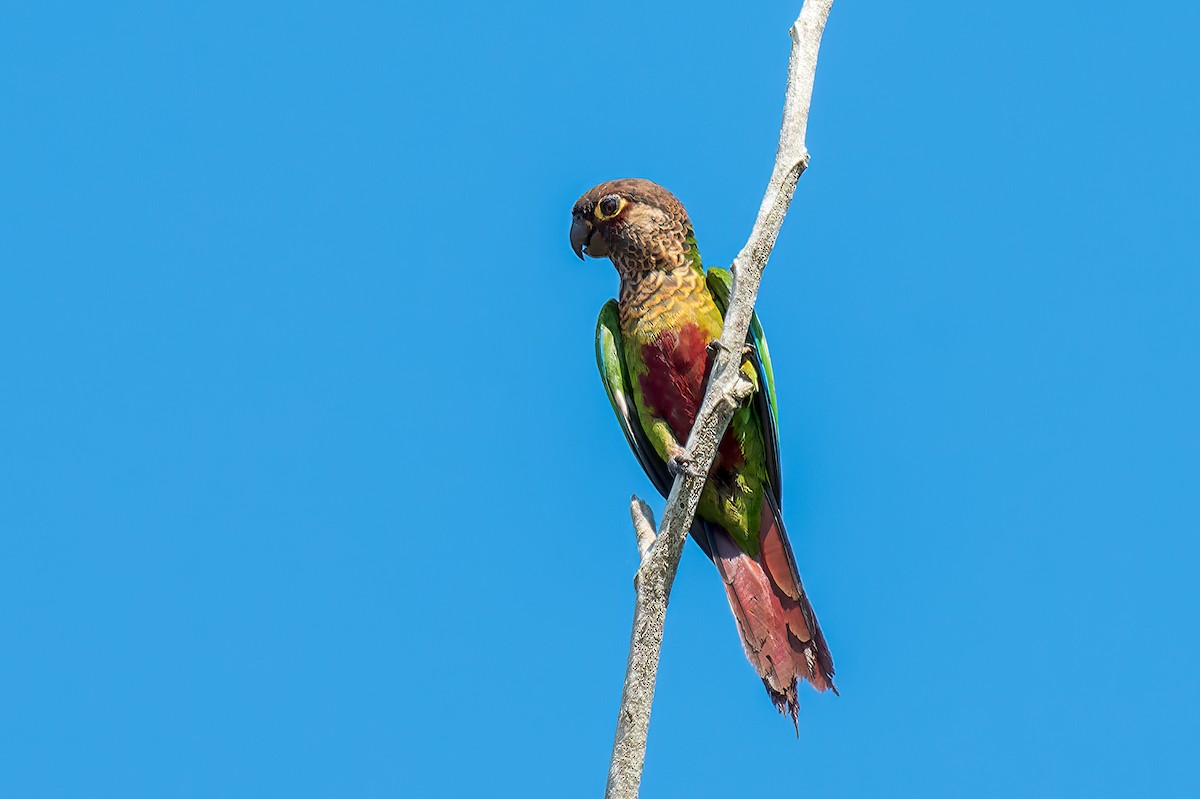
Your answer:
[705,340,755,359]
[667,447,705,479]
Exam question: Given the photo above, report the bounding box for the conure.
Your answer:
[571,178,835,722]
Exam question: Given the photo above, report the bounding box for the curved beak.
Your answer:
[570,215,592,261]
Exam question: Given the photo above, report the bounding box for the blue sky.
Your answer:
[2,1,1197,796]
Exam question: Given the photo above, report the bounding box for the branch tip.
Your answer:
[630,495,658,561]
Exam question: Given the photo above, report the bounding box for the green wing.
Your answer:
[705,267,784,505]
[595,300,673,498]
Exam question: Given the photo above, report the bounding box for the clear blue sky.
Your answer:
[2,2,1197,796]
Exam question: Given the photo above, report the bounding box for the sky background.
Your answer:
[2,1,1197,796]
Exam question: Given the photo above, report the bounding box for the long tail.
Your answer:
[705,494,836,724]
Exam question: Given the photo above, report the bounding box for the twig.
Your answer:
[604,3,836,797]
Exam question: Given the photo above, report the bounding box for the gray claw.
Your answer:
[668,450,705,479]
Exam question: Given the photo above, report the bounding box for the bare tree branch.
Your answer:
[604,3,835,797]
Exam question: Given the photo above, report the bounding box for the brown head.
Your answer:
[570,178,696,275]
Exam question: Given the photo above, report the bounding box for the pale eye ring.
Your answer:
[596,194,624,220]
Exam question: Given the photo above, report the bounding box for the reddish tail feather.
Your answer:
[709,494,836,725]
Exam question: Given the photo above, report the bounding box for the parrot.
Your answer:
[570,178,836,724]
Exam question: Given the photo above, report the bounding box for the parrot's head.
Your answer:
[570,178,694,274]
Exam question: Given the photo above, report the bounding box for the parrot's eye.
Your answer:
[595,195,625,221]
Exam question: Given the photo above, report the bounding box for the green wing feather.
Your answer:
[595,300,672,498]
[706,267,784,504]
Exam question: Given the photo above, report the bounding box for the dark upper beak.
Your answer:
[570,215,592,261]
